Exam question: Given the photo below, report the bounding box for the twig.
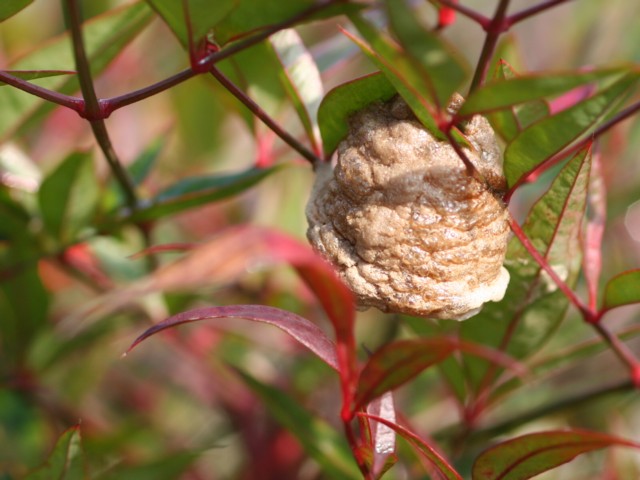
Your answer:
[508,0,577,26]
[0,70,83,111]
[430,0,489,27]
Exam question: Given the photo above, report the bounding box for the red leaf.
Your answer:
[355,338,525,410]
[583,150,606,311]
[365,392,397,477]
[360,413,463,480]
[472,429,640,480]
[125,304,339,370]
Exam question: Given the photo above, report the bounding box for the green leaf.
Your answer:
[472,429,640,480]
[145,0,236,47]
[38,152,99,243]
[235,368,362,479]
[96,452,200,480]
[125,165,282,222]
[0,0,33,21]
[0,2,153,142]
[386,0,467,108]
[269,29,323,154]
[461,146,592,392]
[347,14,443,139]
[460,68,626,116]
[213,1,366,46]
[503,73,638,187]
[0,70,75,85]
[25,425,86,480]
[318,72,397,155]
[603,270,640,310]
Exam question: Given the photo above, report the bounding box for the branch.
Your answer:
[0,70,83,112]
[430,0,490,27]
[508,0,576,26]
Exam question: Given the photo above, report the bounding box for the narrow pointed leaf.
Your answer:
[0,2,153,142]
[0,0,33,21]
[472,429,640,480]
[269,29,323,154]
[235,368,361,479]
[362,413,463,480]
[124,166,281,222]
[346,14,443,138]
[583,151,606,309]
[366,392,397,478]
[603,270,640,310]
[318,72,397,156]
[461,146,592,391]
[460,68,626,116]
[0,69,75,85]
[504,73,638,187]
[127,304,338,370]
[38,152,99,243]
[386,0,467,108]
[25,425,86,480]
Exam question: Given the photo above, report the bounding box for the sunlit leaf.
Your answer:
[460,68,626,116]
[213,1,366,46]
[145,0,236,47]
[0,2,153,142]
[472,429,640,480]
[269,29,323,155]
[24,425,86,480]
[504,73,638,187]
[365,392,398,478]
[386,0,467,108]
[603,270,640,311]
[461,146,592,391]
[122,166,281,222]
[0,0,33,21]
[126,304,338,370]
[361,413,463,480]
[38,151,99,243]
[318,72,397,156]
[346,14,443,138]
[0,69,75,85]
[235,368,361,479]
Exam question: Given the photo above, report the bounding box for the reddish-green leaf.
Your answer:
[127,304,338,370]
[0,0,33,21]
[317,72,397,156]
[25,425,86,480]
[236,368,361,479]
[602,270,640,311]
[504,73,638,187]
[365,392,398,479]
[386,0,467,108]
[461,146,592,391]
[472,429,640,480]
[361,413,463,480]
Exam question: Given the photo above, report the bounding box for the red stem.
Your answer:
[591,322,640,387]
[507,0,577,26]
[431,0,490,27]
[0,70,83,112]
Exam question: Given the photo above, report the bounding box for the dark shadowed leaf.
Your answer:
[126,304,338,370]
[386,0,467,108]
[318,72,397,156]
[235,368,361,479]
[269,29,323,155]
[0,69,75,85]
[0,0,33,21]
[346,14,443,138]
[355,338,524,410]
[461,146,592,392]
[460,68,626,116]
[472,429,640,480]
[603,270,640,311]
[504,73,638,187]
[0,3,153,142]
[124,166,281,222]
[361,413,463,480]
[145,0,235,47]
[38,151,99,243]
[25,425,86,480]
